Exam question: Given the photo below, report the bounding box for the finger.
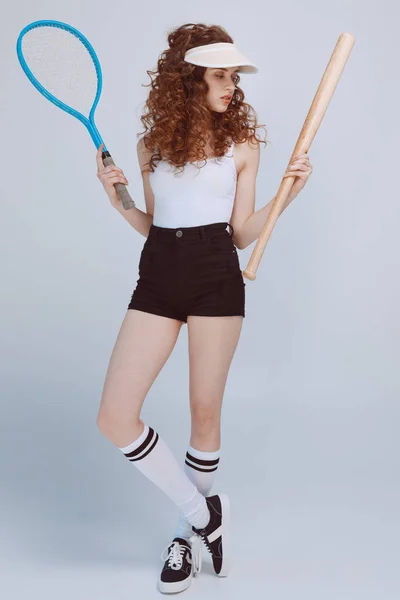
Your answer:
[96,143,105,170]
[101,164,124,175]
[287,163,309,171]
[102,175,129,186]
[283,171,309,178]
[290,157,309,165]
[288,161,306,170]
[288,162,307,170]
[97,167,125,181]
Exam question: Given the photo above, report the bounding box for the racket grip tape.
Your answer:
[102,151,135,210]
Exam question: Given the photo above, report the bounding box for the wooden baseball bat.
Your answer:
[243,32,355,281]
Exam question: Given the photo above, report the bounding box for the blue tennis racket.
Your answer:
[16,19,135,210]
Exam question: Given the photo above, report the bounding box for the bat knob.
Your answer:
[242,269,256,281]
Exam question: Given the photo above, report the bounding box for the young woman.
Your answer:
[95,23,312,595]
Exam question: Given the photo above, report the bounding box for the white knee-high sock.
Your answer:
[118,424,210,530]
[173,444,221,540]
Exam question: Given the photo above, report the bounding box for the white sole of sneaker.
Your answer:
[217,492,231,577]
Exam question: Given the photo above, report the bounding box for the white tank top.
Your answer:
[149,141,237,228]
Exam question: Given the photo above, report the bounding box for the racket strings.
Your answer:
[20,26,98,116]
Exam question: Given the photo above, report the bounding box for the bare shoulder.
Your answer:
[234,136,261,175]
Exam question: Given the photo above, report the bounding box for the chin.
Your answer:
[211,105,228,114]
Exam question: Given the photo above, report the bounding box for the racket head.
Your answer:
[16,19,106,149]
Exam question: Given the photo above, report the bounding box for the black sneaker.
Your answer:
[191,493,231,577]
[158,534,202,594]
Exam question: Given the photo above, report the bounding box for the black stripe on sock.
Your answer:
[185,459,219,473]
[186,451,220,467]
[123,427,159,462]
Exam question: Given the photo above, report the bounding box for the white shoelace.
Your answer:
[160,541,186,570]
[160,535,202,574]
[189,534,202,574]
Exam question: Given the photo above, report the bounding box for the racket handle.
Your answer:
[102,151,136,210]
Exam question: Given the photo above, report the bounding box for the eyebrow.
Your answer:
[212,68,240,73]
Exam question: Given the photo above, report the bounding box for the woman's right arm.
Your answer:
[96,138,154,238]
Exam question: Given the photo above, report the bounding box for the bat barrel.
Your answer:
[244,32,355,281]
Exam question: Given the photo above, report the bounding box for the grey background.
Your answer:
[1,0,399,598]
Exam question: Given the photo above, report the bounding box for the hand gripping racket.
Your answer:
[16,19,135,210]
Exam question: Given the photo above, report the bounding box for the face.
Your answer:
[203,67,240,112]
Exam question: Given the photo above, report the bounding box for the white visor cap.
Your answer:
[183,42,259,74]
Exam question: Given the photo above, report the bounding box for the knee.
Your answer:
[96,408,112,436]
[96,409,116,440]
[96,406,141,442]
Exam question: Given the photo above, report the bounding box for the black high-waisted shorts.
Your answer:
[127,221,246,323]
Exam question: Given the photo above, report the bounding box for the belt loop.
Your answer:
[227,223,234,237]
[199,225,206,241]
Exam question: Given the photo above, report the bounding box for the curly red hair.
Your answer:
[137,23,268,174]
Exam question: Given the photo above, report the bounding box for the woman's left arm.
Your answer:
[231,141,313,250]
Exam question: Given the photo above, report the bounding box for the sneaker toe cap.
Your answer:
[161,569,190,583]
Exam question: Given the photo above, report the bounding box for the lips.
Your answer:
[221,95,232,100]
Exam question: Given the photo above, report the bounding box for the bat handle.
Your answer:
[242,269,256,281]
[102,151,136,210]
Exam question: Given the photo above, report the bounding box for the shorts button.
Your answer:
[176,230,183,237]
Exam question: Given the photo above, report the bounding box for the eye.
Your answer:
[216,74,239,83]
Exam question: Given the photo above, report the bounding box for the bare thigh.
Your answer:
[97,309,183,446]
[187,315,243,450]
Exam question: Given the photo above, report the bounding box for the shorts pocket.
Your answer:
[208,234,236,256]
[144,234,158,251]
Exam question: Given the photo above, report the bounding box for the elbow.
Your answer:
[232,233,242,250]
[233,235,245,251]
[237,242,249,251]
